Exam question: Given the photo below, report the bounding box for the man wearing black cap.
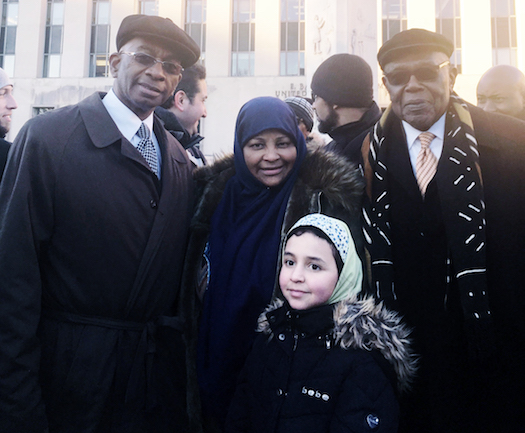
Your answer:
[0,15,200,432]
[363,28,525,433]
[310,53,381,163]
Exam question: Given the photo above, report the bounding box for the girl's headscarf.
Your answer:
[198,97,307,424]
[287,213,363,304]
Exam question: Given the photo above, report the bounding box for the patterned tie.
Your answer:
[136,123,159,177]
[416,132,437,196]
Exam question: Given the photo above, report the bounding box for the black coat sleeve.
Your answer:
[0,121,56,432]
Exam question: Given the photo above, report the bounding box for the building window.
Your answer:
[231,0,255,77]
[382,0,407,44]
[89,0,111,77]
[0,0,18,77]
[43,0,64,78]
[280,0,304,76]
[436,0,461,73]
[185,0,206,64]
[139,0,158,15]
[491,0,517,66]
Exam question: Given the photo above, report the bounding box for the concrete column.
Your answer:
[254,0,279,76]
[206,0,232,76]
[407,0,435,31]
[460,0,492,75]
[14,0,46,78]
[61,1,91,78]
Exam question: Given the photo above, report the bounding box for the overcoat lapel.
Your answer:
[80,93,191,315]
[124,120,190,314]
[384,118,421,201]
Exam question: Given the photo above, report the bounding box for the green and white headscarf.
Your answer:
[288,214,363,305]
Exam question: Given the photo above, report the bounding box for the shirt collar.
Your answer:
[403,112,446,151]
[102,89,155,142]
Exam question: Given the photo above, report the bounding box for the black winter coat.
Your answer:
[178,149,365,432]
[0,93,193,433]
[226,297,416,433]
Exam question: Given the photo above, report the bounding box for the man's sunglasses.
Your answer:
[120,52,184,75]
[384,60,450,86]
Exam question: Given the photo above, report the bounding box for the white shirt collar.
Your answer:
[102,89,155,143]
[403,113,446,151]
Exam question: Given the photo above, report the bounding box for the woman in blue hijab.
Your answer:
[198,97,307,429]
[181,96,364,432]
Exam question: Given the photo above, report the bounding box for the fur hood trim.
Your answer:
[258,297,417,393]
[191,149,364,231]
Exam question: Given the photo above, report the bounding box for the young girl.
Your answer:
[226,214,417,433]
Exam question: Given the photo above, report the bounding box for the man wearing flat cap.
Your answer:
[0,15,200,432]
[310,53,382,163]
[363,28,525,433]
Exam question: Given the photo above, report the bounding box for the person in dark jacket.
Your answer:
[156,63,208,166]
[226,213,416,433]
[0,66,18,179]
[178,97,365,432]
[363,28,525,433]
[0,15,200,433]
[310,54,381,163]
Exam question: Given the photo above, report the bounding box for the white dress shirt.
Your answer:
[402,113,446,176]
[102,89,162,178]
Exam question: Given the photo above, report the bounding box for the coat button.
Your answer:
[150,199,158,209]
[276,388,283,396]
[366,414,380,429]
[278,333,285,341]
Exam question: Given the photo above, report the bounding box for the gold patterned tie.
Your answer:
[416,132,437,196]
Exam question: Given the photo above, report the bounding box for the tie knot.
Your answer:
[137,123,151,140]
[419,132,435,149]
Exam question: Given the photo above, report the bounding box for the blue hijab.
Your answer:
[198,97,307,423]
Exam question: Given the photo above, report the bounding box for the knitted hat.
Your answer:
[0,67,13,89]
[378,28,454,70]
[117,14,200,68]
[284,97,315,132]
[310,54,373,108]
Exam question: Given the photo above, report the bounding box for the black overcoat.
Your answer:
[373,104,525,433]
[0,93,193,432]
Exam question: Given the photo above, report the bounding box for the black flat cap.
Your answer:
[378,28,454,69]
[117,14,200,68]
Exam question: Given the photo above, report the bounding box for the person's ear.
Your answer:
[449,66,458,92]
[173,90,187,111]
[109,52,121,78]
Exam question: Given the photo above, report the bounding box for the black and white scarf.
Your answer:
[363,94,494,360]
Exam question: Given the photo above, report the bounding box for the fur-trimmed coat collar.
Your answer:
[191,148,364,233]
[257,297,417,393]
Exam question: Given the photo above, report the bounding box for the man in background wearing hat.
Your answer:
[477,64,525,121]
[310,53,382,164]
[0,15,200,432]
[363,28,525,432]
[0,66,18,179]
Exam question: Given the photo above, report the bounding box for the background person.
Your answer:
[310,53,382,163]
[156,63,208,166]
[476,64,525,120]
[363,28,525,433]
[0,14,200,432]
[179,96,365,432]
[226,213,416,433]
[0,66,18,179]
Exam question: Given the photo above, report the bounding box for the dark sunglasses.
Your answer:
[384,60,450,86]
[120,52,184,75]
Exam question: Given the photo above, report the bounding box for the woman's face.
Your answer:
[243,129,297,187]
